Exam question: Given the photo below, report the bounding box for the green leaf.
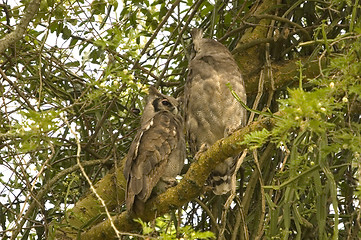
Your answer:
[240,128,271,149]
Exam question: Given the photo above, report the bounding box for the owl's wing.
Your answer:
[124,111,181,211]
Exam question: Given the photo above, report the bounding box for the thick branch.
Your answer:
[0,0,41,54]
[234,0,276,78]
[245,57,325,95]
[252,14,311,40]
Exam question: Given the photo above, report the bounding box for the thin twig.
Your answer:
[195,198,220,233]
[253,14,311,40]
[218,150,248,238]
[9,144,55,236]
[232,37,274,55]
[10,157,108,239]
[84,96,118,149]
[156,0,204,87]
[134,0,182,65]
[232,201,249,240]
[61,115,121,239]
[248,69,264,124]
[253,150,266,240]
[0,68,36,111]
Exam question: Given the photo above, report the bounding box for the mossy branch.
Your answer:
[74,117,275,239]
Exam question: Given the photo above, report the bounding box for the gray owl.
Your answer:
[124,86,185,214]
[184,29,247,195]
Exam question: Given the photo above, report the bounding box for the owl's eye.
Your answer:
[161,100,172,107]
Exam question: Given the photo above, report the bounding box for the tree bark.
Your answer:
[0,0,41,54]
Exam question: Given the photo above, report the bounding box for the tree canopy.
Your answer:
[0,0,361,239]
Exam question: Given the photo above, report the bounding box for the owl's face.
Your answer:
[141,86,179,124]
[151,95,178,115]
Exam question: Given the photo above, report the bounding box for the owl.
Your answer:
[123,86,185,214]
[184,29,247,195]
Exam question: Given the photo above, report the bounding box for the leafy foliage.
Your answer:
[0,0,360,239]
[135,215,215,240]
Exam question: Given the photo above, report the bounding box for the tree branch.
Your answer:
[0,0,41,54]
[252,14,312,40]
[245,56,325,95]
[234,0,277,79]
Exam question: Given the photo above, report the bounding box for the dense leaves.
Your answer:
[0,0,360,239]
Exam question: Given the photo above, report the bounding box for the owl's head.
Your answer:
[141,86,180,123]
[190,28,203,58]
[150,86,179,114]
[190,28,231,58]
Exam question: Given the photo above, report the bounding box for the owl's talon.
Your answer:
[194,143,208,160]
[203,185,213,193]
[161,177,178,187]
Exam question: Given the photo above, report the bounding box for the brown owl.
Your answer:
[124,86,185,214]
[184,29,247,195]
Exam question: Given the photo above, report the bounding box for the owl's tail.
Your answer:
[208,157,236,195]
